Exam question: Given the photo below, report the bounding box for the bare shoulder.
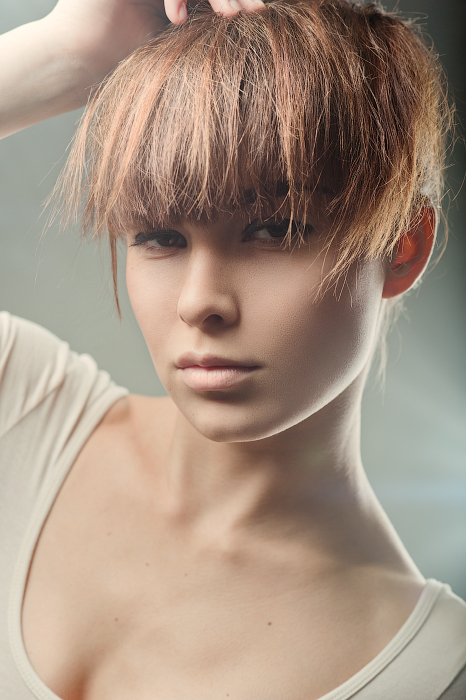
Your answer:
[98,393,172,425]
[94,393,174,442]
[69,393,175,491]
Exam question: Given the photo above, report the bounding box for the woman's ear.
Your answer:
[382,206,437,299]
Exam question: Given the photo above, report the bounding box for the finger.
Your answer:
[206,0,242,17]
[164,0,187,25]
[209,0,265,17]
[230,0,266,12]
[165,0,265,26]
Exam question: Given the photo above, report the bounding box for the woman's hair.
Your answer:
[54,0,452,385]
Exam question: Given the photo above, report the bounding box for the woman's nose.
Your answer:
[177,251,240,330]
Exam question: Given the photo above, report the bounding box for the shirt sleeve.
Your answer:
[0,312,75,438]
[0,311,125,439]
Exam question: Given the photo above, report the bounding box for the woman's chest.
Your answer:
[20,510,404,700]
[20,492,341,700]
[19,412,414,700]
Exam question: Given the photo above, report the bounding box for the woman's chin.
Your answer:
[181,411,276,444]
[172,396,311,445]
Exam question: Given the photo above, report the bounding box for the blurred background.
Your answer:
[0,0,465,597]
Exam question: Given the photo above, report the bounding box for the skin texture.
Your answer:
[126,208,436,442]
[126,212,385,444]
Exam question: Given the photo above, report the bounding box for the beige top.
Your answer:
[1,312,465,700]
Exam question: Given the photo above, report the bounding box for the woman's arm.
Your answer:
[0,0,263,139]
[0,1,167,139]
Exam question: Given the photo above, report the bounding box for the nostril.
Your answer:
[206,314,223,325]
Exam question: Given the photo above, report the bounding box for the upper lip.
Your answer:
[176,353,260,369]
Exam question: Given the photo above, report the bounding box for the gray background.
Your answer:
[0,1,465,597]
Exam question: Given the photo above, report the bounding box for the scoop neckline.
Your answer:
[8,386,128,700]
[8,392,443,700]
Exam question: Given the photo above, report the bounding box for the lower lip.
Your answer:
[179,366,258,391]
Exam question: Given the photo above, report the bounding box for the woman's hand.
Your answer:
[0,0,264,139]
[49,0,265,76]
[46,1,172,86]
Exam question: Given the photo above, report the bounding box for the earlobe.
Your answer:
[382,206,437,299]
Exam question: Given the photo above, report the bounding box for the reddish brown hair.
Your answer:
[53,0,452,377]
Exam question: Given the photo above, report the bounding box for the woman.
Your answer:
[0,1,465,699]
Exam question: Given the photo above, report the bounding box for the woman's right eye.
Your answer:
[130,230,187,250]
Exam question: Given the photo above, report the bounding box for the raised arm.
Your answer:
[0,0,263,139]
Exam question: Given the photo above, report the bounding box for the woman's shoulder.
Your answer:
[0,312,71,435]
[0,311,128,437]
[402,581,466,700]
[345,580,466,700]
[0,310,70,371]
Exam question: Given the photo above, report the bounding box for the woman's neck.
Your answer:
[131,376,421,582]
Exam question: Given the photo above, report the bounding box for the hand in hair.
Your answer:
[166,0,265,25]
[0,0,264,139]
[48,0,265,59]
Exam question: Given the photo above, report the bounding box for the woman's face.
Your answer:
[126,210,386,443]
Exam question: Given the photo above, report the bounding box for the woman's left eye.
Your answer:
[243,219,314,245]
[130,230,187,250]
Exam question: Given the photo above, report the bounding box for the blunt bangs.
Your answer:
[54,0,451,309]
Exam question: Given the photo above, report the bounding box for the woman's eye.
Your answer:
[244,219,314,245]
[129,220,314,252]
[130,230,187,250]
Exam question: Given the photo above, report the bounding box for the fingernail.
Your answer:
[178,2,187,22]
[229,0,242,10]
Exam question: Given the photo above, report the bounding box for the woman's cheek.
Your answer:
[126,258,180,356]
[263,258,385,409]
[126,250,385,426]
[304,260,386,391]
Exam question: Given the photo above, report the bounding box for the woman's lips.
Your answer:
[176,354,260,391]
[180,366,258,391]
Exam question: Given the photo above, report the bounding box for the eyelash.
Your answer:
[129,220,314,252]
